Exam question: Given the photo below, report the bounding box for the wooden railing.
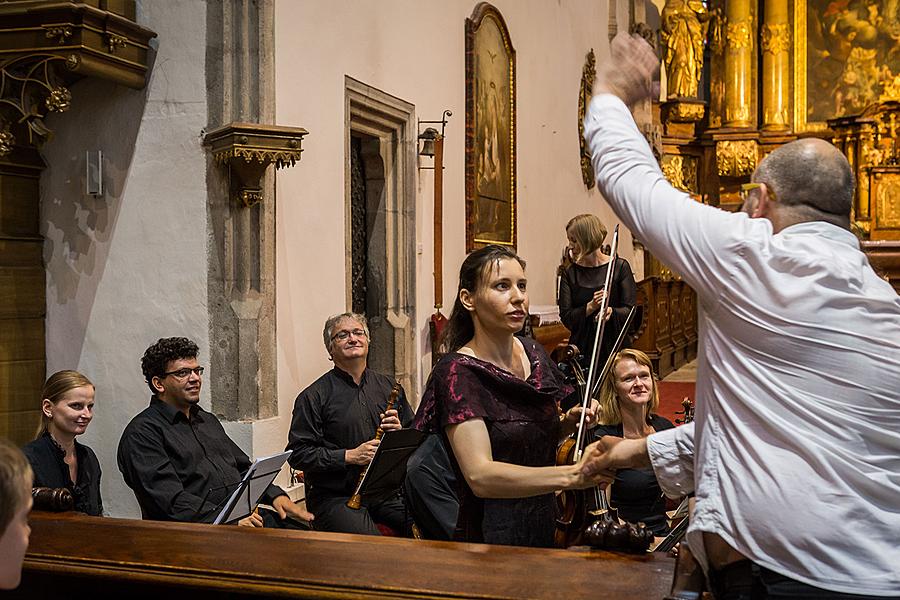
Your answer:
[13,511,675,599]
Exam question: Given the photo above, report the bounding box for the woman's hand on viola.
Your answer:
[563,398,600,431]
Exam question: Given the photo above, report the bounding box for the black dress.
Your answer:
[414,336,573,548]
[558,257,637,370]
[592,414,674,535]
[22,432,103,516]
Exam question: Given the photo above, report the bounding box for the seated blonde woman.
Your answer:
[22,370,102,516]
[592,349,674,535]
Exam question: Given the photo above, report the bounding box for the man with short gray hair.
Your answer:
[582,34,900,600]
[287,312,413,535]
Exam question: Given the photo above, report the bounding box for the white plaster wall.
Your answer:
[270,0,639,461]
[41,0,210,518]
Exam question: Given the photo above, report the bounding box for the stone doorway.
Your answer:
[344,78,417,398]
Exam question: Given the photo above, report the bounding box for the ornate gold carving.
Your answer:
[660,0,710,99]
[0,55,73,147]
[873,171,900,229]
[663,100,706,122]
[105,33,128,53]
[212,146,303,169]
[709,7,726,54]
[661,154,699,192]
[726,19,753,51]
[239,189,264,208]
[204,122,309,207]
[45,87,72,113]
[716,140,757,177]
[880,76,900,102]
[0,128,13,158]
[43,25,73,44]
[760,23,790,55]
[578,49,596,189]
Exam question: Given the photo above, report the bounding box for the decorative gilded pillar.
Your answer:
[760,0,790,130]
[724,0,753,127]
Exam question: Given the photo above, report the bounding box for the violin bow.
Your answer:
[573,225,620,461]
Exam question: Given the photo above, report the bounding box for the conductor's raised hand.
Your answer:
[594,32,659,108]
[346,438,380,466]
[379,408,402,432]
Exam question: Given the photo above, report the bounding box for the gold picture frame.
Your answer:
[465,2,516,252]
[795,0,900,132]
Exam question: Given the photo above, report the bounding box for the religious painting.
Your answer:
[796,0,900,131]
[465,2,516,251]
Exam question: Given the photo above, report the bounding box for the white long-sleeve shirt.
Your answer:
[585,93,900,596]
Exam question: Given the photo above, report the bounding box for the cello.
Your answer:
[554,225,653,552]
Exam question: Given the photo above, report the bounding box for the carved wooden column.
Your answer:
[724,0,754,128]
[760,0,790,131]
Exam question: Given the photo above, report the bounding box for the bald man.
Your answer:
[582,34,900,600]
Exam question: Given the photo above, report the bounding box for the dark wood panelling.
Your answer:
[0,317,43,361]
[16,512,675,600]
[0,173,39,237]
[0,266,45,318]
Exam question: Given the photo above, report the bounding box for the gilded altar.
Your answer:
[647,0,900,289]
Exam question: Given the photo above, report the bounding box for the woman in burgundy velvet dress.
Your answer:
[414,245,609,547]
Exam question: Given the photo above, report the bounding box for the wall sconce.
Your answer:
[418,110,452,167]
[85,150,103,196]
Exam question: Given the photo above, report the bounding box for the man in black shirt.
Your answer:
[117,337,313,527]
[287,312,413,535]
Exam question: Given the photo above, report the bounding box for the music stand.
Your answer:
[214,450,291,525]
[353,429,425,507]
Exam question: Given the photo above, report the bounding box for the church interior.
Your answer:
[1,0,899,598]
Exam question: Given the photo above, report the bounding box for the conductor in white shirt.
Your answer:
[582,34,900,599]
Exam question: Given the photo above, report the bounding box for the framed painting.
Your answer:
[465,2,516,251]
[795,0,900,132]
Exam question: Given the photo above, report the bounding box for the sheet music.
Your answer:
[213,450,291,525]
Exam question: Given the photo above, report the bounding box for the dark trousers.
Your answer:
[307,492,410,536]
[709,561,900,600]
[258,506,311,530]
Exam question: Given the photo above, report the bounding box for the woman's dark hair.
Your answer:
[141,337,199,393]
[441,245,526,353]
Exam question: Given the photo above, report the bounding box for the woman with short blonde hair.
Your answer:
[0,439,33,589]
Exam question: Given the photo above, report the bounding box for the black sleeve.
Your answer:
[558,267,588,333]
[611,258,637,314]
[285,387,346,473]
[117,425,221,523]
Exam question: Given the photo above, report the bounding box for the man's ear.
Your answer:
[151,376,165,394]
[753,183,773,219]
[459,288,475,312]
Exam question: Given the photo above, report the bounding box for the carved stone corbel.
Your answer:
[204,123,308,207]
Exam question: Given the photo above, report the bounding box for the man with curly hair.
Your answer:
[118,337,313,527]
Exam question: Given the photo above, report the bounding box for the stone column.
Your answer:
[724,0,753,127]
[760,0,790,130]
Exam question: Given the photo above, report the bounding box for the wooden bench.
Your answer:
[15,511,675,599]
